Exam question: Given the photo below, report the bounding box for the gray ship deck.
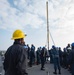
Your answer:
[0,57,71,75]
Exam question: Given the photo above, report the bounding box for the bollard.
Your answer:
[0,73,2,75]
[46,71,50,75]
[46,67,50,75]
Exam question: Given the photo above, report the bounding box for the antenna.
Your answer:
[46,0,56,48]
[46,1,49,50]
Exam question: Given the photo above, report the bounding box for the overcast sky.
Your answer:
[0,0,74,50]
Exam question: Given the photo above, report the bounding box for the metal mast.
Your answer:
[46,1,49,50]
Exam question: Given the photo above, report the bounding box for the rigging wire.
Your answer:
[49,29,56,46]
[45,30,56,48]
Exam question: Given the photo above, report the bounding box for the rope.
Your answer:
[49,29,56,46]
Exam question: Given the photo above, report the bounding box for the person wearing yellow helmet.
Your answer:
[11,29,27,40]
[3,29,28,75]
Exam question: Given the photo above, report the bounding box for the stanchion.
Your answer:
[46,71,50,75]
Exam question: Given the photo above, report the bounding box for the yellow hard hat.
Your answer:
[11,29,26,40]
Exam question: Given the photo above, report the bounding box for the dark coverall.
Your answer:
[68,49,74,75]
[52,47,61,74]
[40,47,46,70]
[36,48,41,65]
[29,50,35,67]
[49,49,53,63]
[29,45,35,67]
[3,41,28,75]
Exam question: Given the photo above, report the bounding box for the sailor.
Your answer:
[52,46,61,74]
[68,43,74,75]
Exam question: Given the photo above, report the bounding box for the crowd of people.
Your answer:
[3,29,74,75]
[49,44,71,74]
[25,43,74,75]
[23,44,48,70]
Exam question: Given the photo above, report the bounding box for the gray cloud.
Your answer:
[0,0,74,32]
[1,0,74,49]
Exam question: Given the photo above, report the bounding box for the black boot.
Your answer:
[58,70,61,74]
[53,69,57,74]
[41,68,45,71]
[25,73,28,75]
[53,72,57,74]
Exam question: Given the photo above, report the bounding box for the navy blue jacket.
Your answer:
[3,41,27,75]
[68,49,74,75]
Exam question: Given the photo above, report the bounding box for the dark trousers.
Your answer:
[41,57,45,69]
[53,57,61,72]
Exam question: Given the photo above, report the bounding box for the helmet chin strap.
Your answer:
[20,38,25,44]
